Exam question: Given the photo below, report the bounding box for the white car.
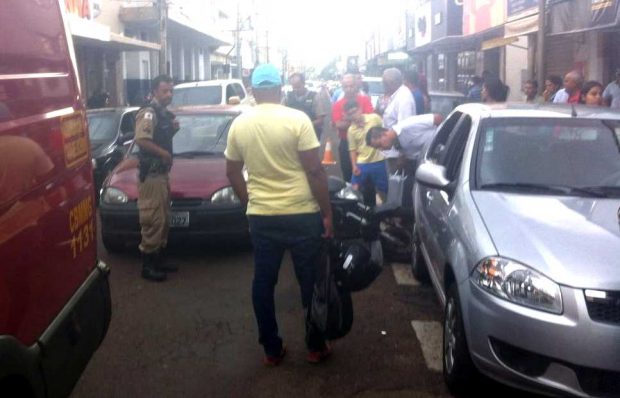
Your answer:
[362,76,384,109]
[171,79,251,107]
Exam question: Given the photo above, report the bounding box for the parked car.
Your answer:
[170,79,250,107]
[0,1,111,396]
[412,103,620,397]
[87,107,139,197]
[362,76,384,109]
[99,105,248,252]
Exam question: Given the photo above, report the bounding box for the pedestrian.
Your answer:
[134,75,180,282]
[523,80,543,104]
[403,69,425,115]
[331,71,366,103]
[366,113,443,173]
[344,100,387,201]
[418,73,432,113]
[332,73,374,182]
[283,73,327,139]
[467,76,483,102]
[603,68,620,108]
[482,77,509,103]
[543,75,563,102]
[381,67,416,175]
[553,71,583,104]
[224,63,334,366]
[580,80,604,106]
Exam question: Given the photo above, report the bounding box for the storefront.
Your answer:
[66,0,160,106]
[547,0,620,83]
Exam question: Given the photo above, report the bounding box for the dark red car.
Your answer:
[99,106,249,252]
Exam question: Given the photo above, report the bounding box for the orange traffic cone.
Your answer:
[321,139,337,165]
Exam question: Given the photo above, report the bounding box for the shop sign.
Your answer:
[463,0,506,35]
[591,0,619,27]
[65,0,100,20]
[414,0,432,47]
[507,0,538,18]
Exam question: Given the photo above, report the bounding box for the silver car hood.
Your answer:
[472,191,620,290]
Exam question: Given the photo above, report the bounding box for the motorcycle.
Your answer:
[329,176,412,265]
[328,176,413,290]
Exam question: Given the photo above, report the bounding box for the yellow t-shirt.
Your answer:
[347,113,385,164]
[224,103,320,215]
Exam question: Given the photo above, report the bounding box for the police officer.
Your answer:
[134,75,180,282]
[283,73,327,139]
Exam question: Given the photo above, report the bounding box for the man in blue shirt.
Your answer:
[404,69,425,115]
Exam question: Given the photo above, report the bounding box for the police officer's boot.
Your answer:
[142,251,166,282]
[157,247,179,273]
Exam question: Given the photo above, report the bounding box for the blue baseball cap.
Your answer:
[251,64,282,88]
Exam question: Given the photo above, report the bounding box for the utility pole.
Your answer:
[159,0,168,75]
[235,2,242,79]
[536,0,546,90]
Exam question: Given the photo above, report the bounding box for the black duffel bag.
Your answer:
[307,240,353,341]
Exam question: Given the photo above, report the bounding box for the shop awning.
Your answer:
[481,36,518,51]
[69,14,160,51]
[548,0,620,36]
[409,26,504,54]
[504,14,539,38]
[409,35,478,54]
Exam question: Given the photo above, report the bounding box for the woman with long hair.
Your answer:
[482,78,509,103]
[580,81,604,106]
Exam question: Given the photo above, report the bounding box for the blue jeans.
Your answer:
[248,213,326,356]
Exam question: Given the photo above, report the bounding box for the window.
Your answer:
[232,83,246,99]
[475,118,620,193]
[441,115,472,181]
[171,86,222,106]
[428,111,462,163]
[226,84,236,102]
[120,112,136,135]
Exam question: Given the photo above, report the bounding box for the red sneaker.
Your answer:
[263,345,287,366]
[306,344,332,364]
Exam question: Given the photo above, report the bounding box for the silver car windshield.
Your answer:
[475,118,620,196]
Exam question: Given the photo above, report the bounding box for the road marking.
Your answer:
[391,263,419,286]
[411,320,443,372]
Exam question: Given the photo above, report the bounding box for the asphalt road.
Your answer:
[71,227,546,398]
[72,123,544,398]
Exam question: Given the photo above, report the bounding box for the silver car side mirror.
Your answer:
[416,162,450,190]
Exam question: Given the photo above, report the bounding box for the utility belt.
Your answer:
[138,157,169,182]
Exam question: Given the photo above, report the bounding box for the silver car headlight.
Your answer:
[471,257,563,314]
[102,187,128,204]
[211,186,240,204]
[336,185,363,201]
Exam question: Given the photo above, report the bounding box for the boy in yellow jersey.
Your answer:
[344,100,388,201]
[225,64,333,366]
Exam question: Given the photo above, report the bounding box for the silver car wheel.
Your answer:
[444,297,457,374]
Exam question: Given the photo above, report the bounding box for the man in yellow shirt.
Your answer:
[225,63,333,366]
[345,100,388,201]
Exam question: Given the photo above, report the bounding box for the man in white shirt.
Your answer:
[603,69,620,109]
[366,113,443,164]
[366,113,443,208]
[381,68,416,174]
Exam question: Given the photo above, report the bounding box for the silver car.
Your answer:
[411,103,620,397]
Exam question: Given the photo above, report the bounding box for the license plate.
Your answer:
[170,211,189,227]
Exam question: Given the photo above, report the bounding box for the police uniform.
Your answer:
[135,99,176,256]
[284,90,326,139]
